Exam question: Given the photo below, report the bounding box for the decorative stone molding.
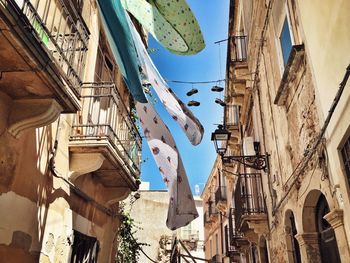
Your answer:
[69,153,105,181]
[324,209,344,229]
[295,232,321,263]
[8,99,62,138]
[294,232,319,246]
[324,209,350,260]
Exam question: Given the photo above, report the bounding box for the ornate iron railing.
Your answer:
[15,0,89,95]
[203,211,211,225]
[208,200,218,218]
[231,35,247,62]
[228,208,243,245]
[70,83,142,176]
[234,173,266,229]
[225,105,240,128]
[215,186,227,205]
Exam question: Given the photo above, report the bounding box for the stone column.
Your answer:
[324,209,350,261]
[295,232,321,263]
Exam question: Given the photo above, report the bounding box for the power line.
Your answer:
[166,78,226,85]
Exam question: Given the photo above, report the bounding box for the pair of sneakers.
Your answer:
[186,88,200,106]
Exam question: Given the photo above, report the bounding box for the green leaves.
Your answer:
[115,204,149,262]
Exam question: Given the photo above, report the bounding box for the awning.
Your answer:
[121,0,205,55]
[97,0,147,102]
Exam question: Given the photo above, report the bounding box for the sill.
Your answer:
[274,44,305,106]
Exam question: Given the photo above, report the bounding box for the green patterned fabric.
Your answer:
[121,0,205,55]
[97,0,147,102]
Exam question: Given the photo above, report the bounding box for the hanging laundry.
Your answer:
[128,16,204,145]
[97,0,147,102]
[121,0,205,55]
[136,102,198,230]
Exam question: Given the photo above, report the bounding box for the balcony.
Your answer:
[0,0,89,137]
[230,36,247,63]
[234,173,267,236]
[225,105,240,129]
[208,200,219,219]
[228,208,248,251]
[203,211,212,225]
[69,83,141,191]
[215,186,227,211]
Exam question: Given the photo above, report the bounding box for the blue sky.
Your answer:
[140,0,230,194]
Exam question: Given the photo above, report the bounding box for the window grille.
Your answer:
[341,136,350,187]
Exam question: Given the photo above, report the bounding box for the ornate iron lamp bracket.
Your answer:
[222,153,269,172]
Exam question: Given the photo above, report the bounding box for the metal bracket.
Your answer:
[222,153,269,172]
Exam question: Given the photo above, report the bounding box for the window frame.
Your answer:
[276,3,295,75]
[341,135,350,187]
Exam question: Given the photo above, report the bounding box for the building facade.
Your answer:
[0,0,143,262]
[129,188,204,262]
[205,0,350,262]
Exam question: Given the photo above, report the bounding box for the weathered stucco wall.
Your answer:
[129,190,204,262]
[0,1,133,262]
[296,0,350,250]
[223,0,350,262]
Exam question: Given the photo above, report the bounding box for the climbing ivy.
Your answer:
[115,204,148,263]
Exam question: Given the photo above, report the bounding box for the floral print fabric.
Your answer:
[121,0,205,55]
[128,18,204,145]
[136,102,199,230]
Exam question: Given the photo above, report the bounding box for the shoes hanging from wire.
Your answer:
[215,98,226,107]
[188,100,200,107]
[186,84,198,96]
[211,85,224,92]
[186,88,198,96]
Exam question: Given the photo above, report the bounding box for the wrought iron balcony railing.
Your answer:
[225,105,240,129]
[208,200,219,218]
[203,211,211,225]
[70,83,142,176]
[16,0,89,94]
[228,208,243,244]
[226,223,240,257]
[234,173,266,229]
[215,186,227,205]
[230,35,247,63]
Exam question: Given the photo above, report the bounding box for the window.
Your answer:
[341,135,350,186]
[70,230,99,263]
[279,17,293,66]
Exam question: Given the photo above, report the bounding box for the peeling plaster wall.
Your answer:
[296,0,350,251]
[229,0,350,262]
[0,2,128,263]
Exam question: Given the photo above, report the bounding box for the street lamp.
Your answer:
[211,125,230,156]
[211,125,269,171]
